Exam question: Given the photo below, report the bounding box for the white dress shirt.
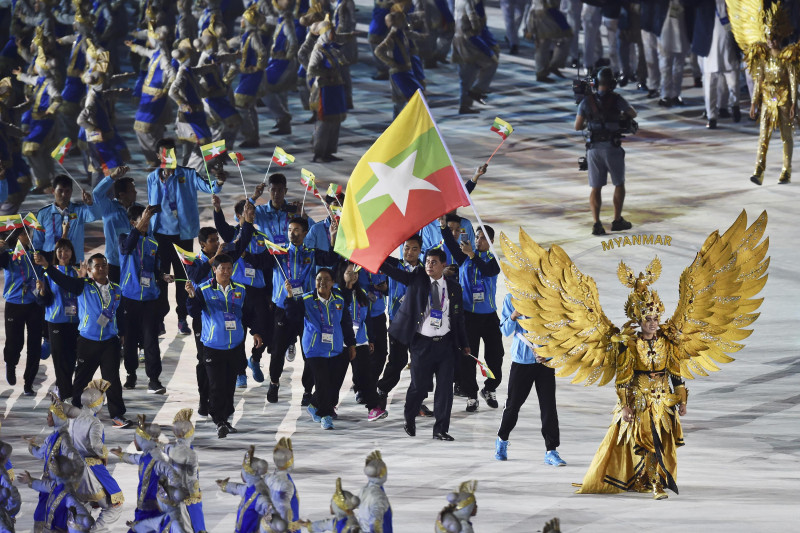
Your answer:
[418,276,451,337]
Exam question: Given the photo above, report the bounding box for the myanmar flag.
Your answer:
[23,212,45,232]
[0,214,24,232]
[228,152,245,164]
[272,147,295,167]
[160,147,177,169]
[300,168,321,198]
[173,244,199,265]
[490,117,513,140]
[256,231,289,255]
[334,91,470,273]
[200,140,226,161]
[12,241,26,261]
[51,138,72,164]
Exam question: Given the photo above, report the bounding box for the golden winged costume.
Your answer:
[500,210,769,499]
[726,0,799,184]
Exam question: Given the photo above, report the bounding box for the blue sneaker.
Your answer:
[321,416,334,430]
[248,356,264,383]
[40,340,50,360]
[307,405,321,422]
[495,437,509,461]
[236,374,247,388]
[544,450,567,467]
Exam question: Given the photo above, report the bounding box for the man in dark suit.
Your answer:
[379,248,470,441]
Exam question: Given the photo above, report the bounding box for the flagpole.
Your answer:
[485,137,507,165]
[21,247,40,281]
[262,159,273,184]
[233,160,248,197]
[173,244,190,279]
[300,187,308,215]
[272,254,289,281]
[416,90,505,280]
[55,161,84,193]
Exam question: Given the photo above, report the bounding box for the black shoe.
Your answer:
[325,155,343,162]
[301,392,312,407]
[706,119,717,129]
[536,74,555,83]
[270,126,291,135]
[224,421,238,434]
[616,73,628,87]
[647,89,660,99]
[217,424,229,439]
[371,72,389,81]
[418,404,433,417]
[466,398,479,412]
[6,365,15,386]
[23,384,34,396]
[718,108,731,119]
[480,388,499,408]
[404,420,416,437]
[238,140,260,148]
[433,432,455,441]
[550,68,567,79]
[267,383,279,404]
[732,105,741,123]
[637,82,649,92]
[147,381,166,394]
[750,174,763,186]
[611,217,633,231]
[592,222,606,236]
[198,406,209,418]
[304,112,317,124]
[657,98,672,107]
[458,106,479,115]
[124,375,136,390]
[671,96,684,106]
[509,44,519,55]
[467,89,486,105]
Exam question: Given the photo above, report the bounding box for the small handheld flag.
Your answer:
[23,213,45,232]
[200,140,226,161]
[256,232,289,255]
[272,147,295,167]
[469,353,496,380]
[326,183,343,198]
[490,117,513,140]
[486,117,513,165]
[12,241,26,261]
[160,147,177,169]
[173,244,199,266]
[51,138,72,164]
[300,169,321,197]
[227,151,248,196]
[0,214,24,232]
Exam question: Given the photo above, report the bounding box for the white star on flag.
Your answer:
[358,150,440,217]
[210,147,221,157]
[277,155,288,164]
[498,125,508,134]
[165,156,174,164]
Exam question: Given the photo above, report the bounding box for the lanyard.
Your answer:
[52,206,69,240]
[316,298,331,327]
[266,209,287,240]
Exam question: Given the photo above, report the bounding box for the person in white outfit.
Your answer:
[657,0,690,106]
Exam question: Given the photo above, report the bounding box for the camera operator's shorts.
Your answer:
[587,144,625,188]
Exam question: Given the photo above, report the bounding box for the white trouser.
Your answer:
[602,16,621,73]
[704,69,740,119]
[658,49,685,99]
[561,0,582,60]
[641,30,660,91]
[582,5,602,71]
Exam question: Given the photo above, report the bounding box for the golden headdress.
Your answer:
[242,4,264,26]
[87,40,111,74]
[74,7,95,27]
[49,395,68,422]
[454,480,477,510]
[0,77,12,104]
[316,13,332,35]
[762,2,792,40]
[331,478,358,512]
[83,379,110,408]
[273,437,294,470]
[242,445,269,476]
[364,450,387,479]
[172,408,195,439]
[619,258,665,323]
[135,414,160,441]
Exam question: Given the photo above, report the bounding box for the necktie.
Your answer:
[431,281,441,310]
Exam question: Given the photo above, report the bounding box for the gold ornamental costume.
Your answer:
[726,0,799,184]
[500,210,769,499]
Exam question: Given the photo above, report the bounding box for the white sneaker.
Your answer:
[286,344,296,362]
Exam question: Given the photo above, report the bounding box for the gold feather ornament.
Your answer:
[500,210,770,385]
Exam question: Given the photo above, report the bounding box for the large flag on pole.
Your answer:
[334,91,470,272]
[0,214,24,232]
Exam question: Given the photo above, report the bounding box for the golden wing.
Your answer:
[666,210,769,379]
[500,229,620,386]
[726,0,765,50]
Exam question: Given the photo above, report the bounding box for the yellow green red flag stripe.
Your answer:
[490,117,513,140]
[334,91,470,273]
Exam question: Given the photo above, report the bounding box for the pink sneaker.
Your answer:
[368,408,388,421]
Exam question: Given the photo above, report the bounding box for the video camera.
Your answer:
[572,75,594,104]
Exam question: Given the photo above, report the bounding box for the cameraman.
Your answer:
[574,67,637,236]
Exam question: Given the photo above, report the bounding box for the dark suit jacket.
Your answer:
[379,257,469,350]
